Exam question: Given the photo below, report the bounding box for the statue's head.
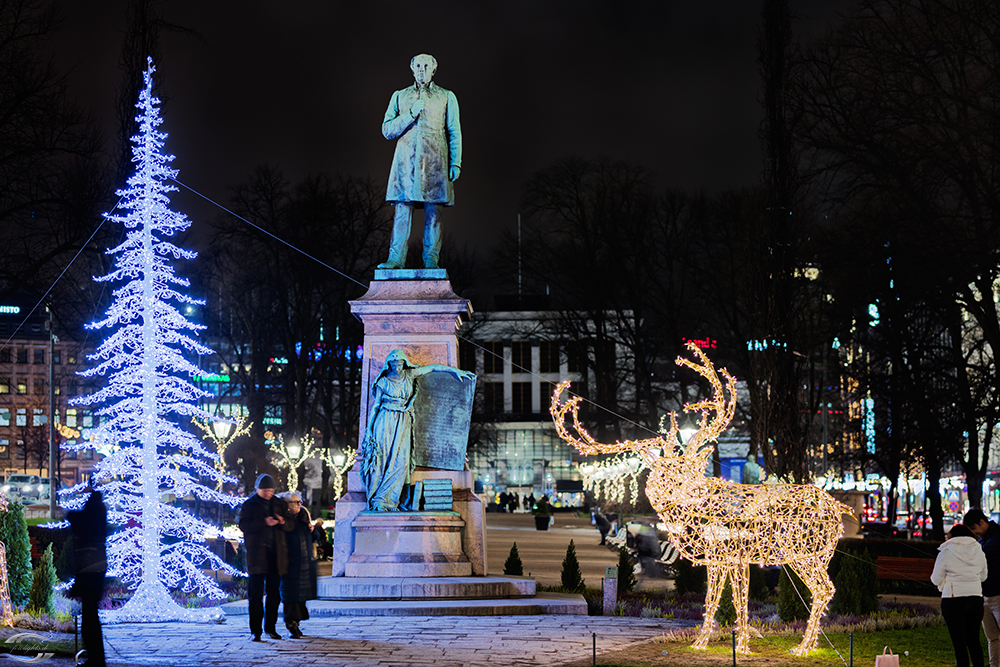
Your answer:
[410,54,437,86]
[384,348,414,371]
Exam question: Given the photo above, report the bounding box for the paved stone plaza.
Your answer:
[0,615,687,667]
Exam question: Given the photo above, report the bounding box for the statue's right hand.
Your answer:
[409,99,424,118]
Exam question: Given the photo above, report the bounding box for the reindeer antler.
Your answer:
[551,341,737,458]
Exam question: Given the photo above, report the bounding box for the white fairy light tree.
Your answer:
[68,58,244,623]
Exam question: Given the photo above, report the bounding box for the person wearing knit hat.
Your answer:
[238,472,287,641]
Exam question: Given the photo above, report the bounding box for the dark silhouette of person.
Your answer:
[67,489,107,667]
[238,474,287,641]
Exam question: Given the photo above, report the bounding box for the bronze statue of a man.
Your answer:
[379,54,462,270]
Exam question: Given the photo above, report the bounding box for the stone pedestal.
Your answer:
[332,274,486,578]
[346,512,472,578]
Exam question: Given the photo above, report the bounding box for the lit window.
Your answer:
[0,410,8,426]
[32,409,45,427]
[16,382,26,395]
[66,409,77,428]
[15,409,26,426]
[0,440,8,459]
[0,382,8,394]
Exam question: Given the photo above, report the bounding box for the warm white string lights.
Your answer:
[68,58,244,623]
[267,431,315,492]
[192,413,252,491]
[577,455,646,507]
[319,446,356,501]
[552,342,854,655]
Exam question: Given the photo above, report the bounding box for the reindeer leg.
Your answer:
[693,563,725,650]
[732,563,752,654]
[789,557,835,656]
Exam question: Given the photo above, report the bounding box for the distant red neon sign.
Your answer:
[683,337,718,349]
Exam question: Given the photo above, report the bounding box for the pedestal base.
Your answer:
[346,512,472,578]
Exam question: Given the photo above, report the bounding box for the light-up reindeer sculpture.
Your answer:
[551,342,853,655]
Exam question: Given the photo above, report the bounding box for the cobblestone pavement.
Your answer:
[69,615,684,667]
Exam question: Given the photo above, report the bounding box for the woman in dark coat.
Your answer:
[279,492,317,638]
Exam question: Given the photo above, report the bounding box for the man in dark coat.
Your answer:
[238,474,287,642]
[965,508,1000,666]
[67,489,107,667]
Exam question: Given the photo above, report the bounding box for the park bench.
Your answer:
[875,556,936,582]
[605,528,628,549]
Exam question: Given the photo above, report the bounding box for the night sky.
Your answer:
[53,1,853,254]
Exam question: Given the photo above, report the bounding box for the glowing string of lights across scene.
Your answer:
[551,342,854,656]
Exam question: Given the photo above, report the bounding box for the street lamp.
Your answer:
[193,413,251,491]
[269,432,314,492]
[320,447,356,501]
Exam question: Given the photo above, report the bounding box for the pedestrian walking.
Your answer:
[966,509,1000,666]
[279,492,318,638]
[932,523,989,667]
[67,488,108,667]
[238,474,287,642]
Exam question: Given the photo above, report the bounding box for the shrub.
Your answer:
[0,497,33,607]
[715,579,736,626]
[616,546,637,596]
[55,539,74,582]
[503,542,524,576]
[831,548,879,615]
[749,564,770,601]
[673,557,706,596]
[28,544,56,616]
[560,539,585,593]
[777,565,810,622]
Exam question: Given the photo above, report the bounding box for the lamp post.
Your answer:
[269,432,314,492]
[319,447,355,502]
[192,413,252,491]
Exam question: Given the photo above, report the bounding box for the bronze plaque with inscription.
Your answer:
[411,371,476,470]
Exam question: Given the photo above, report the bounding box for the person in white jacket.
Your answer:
[932,523,989,667]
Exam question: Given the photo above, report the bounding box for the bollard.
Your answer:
[602,566,618,616]
[732,630,736,667]
[592,631,596,666]
[850,631,853,667]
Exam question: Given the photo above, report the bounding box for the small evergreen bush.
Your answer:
[777,565,810,621]
[672,557,706,596]
[560,539,585,593]
[503,542,524,576]
[749,564,770,601]
[831,548,879,615]
[715,579,736,626]
[0,497,33,607]
[28,544,56,616]
[55,539,74,582]
[616,546,637,596]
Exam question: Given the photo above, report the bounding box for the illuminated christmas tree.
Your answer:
[69,58,243,622]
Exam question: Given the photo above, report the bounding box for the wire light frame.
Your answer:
[551,342,854,656]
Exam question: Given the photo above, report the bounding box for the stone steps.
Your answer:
[317,575,535,600]
[221,593,587,617]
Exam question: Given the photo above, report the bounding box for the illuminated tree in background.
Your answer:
[69,58,242,623]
